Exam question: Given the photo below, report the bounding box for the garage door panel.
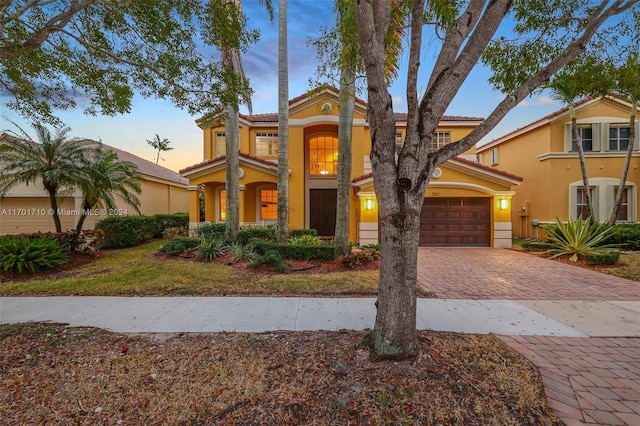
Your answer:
[420,197,491,247]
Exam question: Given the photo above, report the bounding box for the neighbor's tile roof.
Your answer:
[351,156,522,183]
[179,151,278,174]
[99,143,188,185]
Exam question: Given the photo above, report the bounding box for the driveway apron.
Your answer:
[417,248,640,426]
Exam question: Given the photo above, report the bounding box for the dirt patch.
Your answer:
[0,322,560,425]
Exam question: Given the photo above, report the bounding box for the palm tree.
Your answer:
[0,124,89,232]
[74,147,142,233]
[608,53,640,225]
[547,71,595,221]
[146,134,173,164]
[276,0,289,242]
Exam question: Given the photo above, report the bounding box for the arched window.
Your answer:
[309,135,338,175]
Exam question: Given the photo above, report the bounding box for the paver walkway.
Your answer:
[417,248,640,426]
[417,248,640,300]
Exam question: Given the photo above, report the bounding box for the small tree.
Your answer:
[146,134,173,165]
[74,147,142,233]
[0,124,90,232]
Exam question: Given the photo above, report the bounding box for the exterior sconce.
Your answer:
[365,199,374,210]
[499,198,509,210]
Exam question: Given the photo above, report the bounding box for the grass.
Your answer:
[0,240,381,296]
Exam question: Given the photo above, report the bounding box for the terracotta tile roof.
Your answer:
[351,157,523,183]
[393,112,484,122]
[451,156,523,181]
[179,151,278,174]
[97,143,188,185]
[196,85,485,125]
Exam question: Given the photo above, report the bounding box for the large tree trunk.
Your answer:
[225,105,240,240]
[276,0,289,242]
[608,102,637,225]
[334,66,356,255]
[75,200,92,234]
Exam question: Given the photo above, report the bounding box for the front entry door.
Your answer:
[309,189,337,237]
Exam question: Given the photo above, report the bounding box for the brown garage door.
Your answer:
[420,197,491,247]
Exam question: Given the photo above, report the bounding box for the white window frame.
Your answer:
[429,131,451,153]
[255,132,278,157]
[489,148,499,166]
[214,132,226,156]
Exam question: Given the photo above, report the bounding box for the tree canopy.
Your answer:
[0,0,258,124]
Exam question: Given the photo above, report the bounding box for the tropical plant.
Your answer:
[249,249,287,272]
[195,237,228,261]
[226,241,258,263]
[542,217,618,262]
[0,124,91,232]
[73,147,142,233]
[0,235,70,273]
[146,134,173,164]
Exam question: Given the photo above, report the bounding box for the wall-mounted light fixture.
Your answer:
[499,198,509,210]
[365,199,374,210]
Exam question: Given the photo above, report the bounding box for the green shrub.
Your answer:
[341,248,380,268]
[254,241,337,261]
[249,250,287,272]
[290,228,318,238]
[521,241,550,251]
[195,238,227,261]
[608,223,640,251]
[226,242,258,264]
[163,226,189,240]
[542,217,618,262]
[0,236,70,273]
[288,235,323,246]
[583,250,621,265]
[196,223,227,240]
[153,213,189,238]
[359,243,380,251]
[162,237,200,255]
[96,216,157,248]
[237,225,276,245]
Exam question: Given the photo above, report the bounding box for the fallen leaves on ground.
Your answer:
[1,323,559,425]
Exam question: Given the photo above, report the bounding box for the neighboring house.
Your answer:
[0,137,189,235]
[180,85,522,247]
[477,96,640,239]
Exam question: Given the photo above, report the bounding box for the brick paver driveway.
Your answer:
[416,248,640,425]
[417,248,640,300]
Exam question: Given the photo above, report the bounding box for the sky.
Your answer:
[1,1,575,173]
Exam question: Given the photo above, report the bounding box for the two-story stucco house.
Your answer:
[477,96,640,239]
[180,85,522,247]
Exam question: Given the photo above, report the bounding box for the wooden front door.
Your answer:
[419,197,491,246]
[309,189,337,237]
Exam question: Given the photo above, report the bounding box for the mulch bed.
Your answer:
[0,322,560,425]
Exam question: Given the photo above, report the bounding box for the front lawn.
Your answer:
[0,240,384,296]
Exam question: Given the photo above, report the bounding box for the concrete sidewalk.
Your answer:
[2,296,638,337]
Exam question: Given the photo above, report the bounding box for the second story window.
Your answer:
[609,126,631,151]
[255,132,278,157]
[571,127,593,152]
[429,131,451,153]
[215,132,226,156]
[309,135,338,175]
[489,148,499,165]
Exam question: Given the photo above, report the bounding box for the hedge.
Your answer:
[608,223,640,251]
[290,228,318,238]
[254,240,336,261]
[153,213,189,237]
[583,250,621,265]
[96,216,157,248]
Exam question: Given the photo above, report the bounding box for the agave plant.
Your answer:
[542,217,618,262]
[195,237,227,261]
[226,242,258,264]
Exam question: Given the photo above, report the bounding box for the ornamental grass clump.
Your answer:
[0,235,70,273]
[195,237,227,261]
[226,242,258,264]
[542,217,619,262]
